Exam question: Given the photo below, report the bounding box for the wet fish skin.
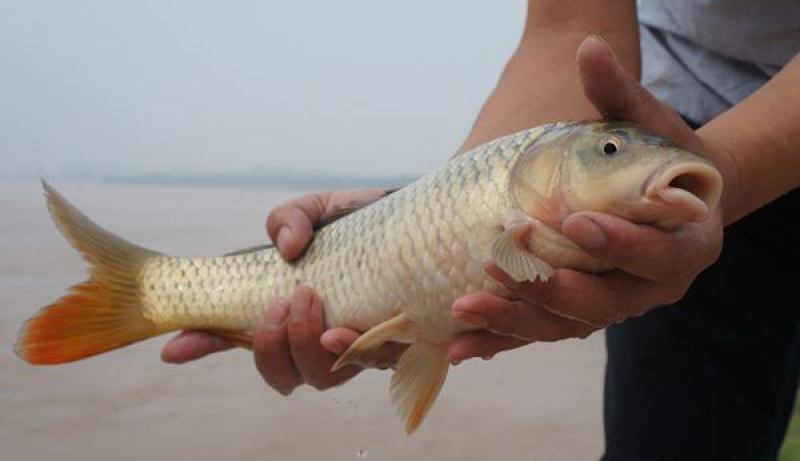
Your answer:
[138,125,547,340]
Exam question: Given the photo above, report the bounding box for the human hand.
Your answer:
[251,285,403,395]
[265,189,390,260]
[161,188,403,394]
[448,35,727,362]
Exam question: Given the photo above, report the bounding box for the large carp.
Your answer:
[15,121,723,433]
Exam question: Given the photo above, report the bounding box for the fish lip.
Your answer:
[642,158,723,224]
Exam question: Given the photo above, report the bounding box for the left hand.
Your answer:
[448,36,727,362]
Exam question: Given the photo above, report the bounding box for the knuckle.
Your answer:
[700,241,722,269]
[266,204,293,226]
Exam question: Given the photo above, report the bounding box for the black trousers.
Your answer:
[603,182,800,461]
[602,172,800,460]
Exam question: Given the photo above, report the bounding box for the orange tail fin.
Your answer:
[14,183,165,364]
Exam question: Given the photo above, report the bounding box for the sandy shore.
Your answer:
[0,180,605,461]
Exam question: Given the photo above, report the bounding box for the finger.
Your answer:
[447,330,529,363]
[265,190,388,261]
[287,286,361,390]
[253,298,303,396]
[320,328,407,369]
[266,195,325,261]
[319,189,389,227]
[490,264,684,326]
[452,291,597,342]
[319,327,362,355]
[577,35,701,152]
[560,211,721,281]
[161,330,234,364]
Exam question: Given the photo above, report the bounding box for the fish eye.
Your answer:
[602,137,621,155]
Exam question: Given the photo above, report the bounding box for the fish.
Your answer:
[14,121,723,433]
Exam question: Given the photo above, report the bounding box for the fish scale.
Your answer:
[135,126,542,338]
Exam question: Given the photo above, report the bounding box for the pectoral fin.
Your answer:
[331,313,412,371]
[491,225,554,283]
[390,342,449,434]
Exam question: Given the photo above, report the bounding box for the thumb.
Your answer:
[577,35,700,151]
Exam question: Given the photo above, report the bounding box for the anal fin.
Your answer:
[330,312,450,433]
[390,342,449,434]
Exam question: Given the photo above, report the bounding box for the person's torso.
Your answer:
[638,0,800,124]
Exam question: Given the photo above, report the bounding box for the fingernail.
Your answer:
[450,359,461,366]
[276,226,292,255]
[264,299,290,331]
[453,312,489,329]
[564,215,607,249]
[586,34,618,62]
[481,354,494,361]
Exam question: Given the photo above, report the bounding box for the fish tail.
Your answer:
[14,182,165,364]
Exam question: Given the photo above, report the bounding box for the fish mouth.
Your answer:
[643,159,723,228]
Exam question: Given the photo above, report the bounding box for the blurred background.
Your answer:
[1,0,522,185]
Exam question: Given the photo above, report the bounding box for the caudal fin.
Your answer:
[14,183,164,364]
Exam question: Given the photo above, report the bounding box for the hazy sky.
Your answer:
[0,1,523,180]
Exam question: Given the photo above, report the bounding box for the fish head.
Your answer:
[511,121,723,230]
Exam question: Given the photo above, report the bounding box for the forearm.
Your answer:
[698,52,800,225]
[457,0,639,154]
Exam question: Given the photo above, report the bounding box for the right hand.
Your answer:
[161,189,404,395]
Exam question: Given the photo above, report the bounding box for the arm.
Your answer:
[465,0,799,221]
[449,42,800,360]
[698,54,800,224]
[457,0,640,154]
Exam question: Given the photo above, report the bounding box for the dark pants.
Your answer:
[602,163,800,458]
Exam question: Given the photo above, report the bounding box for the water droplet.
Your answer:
[356,448,368,459]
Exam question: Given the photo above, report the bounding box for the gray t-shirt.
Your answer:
[638,0,800,124]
